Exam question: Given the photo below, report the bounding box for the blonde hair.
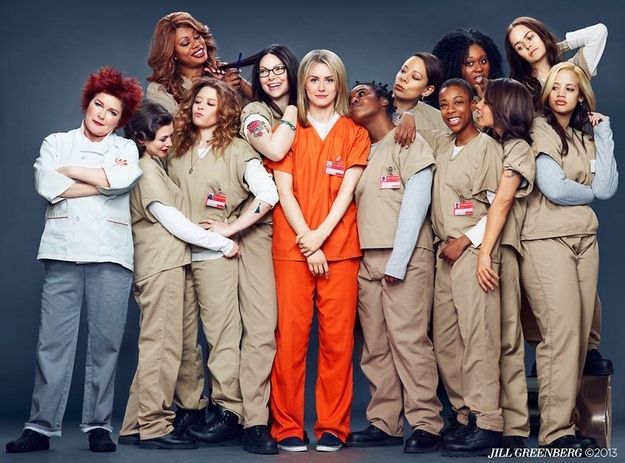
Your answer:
[540,61,596,111]
[297,49,349,126]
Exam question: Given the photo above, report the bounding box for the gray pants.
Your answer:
[24,260,131,436]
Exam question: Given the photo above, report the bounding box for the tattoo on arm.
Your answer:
[247,120,270,139]
[254,203,261,213]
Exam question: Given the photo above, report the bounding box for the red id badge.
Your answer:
[206,192,227,209]
[379,175,401,189]
[325,159,346,177]
[453,200,473,216]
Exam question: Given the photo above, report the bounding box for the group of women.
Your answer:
[5,10,617,459]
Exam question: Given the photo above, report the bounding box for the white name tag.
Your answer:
[590,160,596,174]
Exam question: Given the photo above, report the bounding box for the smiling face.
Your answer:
[439,84,475,134]
[462,44,491,90]
[258,53,289,101]
[143,123,174,159]
[305,62,337,110]
[508,24,547,65]
[349,84,386,124]
[393,56,433,104]
[83,92,123,142]
[192,85,219,128]
[174,26,207,68]
[548,69,582,115]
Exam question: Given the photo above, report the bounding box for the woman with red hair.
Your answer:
[6,67,143,454]
[146,11,250,114]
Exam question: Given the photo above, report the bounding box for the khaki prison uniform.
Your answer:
[168,139,261,419]
[430,131,504,432]
[120,157,205,439]
[407,101,449,132]
[354,129,442,436]
[519,116,599,445]
[146,77,192,116]
[233,101,280,427]
[497,140,535,437]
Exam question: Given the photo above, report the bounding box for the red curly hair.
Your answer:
[147,12,218,105]
[81,67,143,128]
[172,77,241,156]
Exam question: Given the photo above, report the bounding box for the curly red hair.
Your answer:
[81,67,143,128]
[172,77,241,156]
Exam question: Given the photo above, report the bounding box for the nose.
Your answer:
[165,138,172,148]
[474,62,483,73]
[318,80,325,91]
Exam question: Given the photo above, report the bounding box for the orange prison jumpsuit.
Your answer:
[267,116,369,442]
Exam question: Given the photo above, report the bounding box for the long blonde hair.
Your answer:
[172,78,241,156]
[147,12,218,105]
[297,49,349,126]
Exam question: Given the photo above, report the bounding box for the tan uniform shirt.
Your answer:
[130,156,190,282]
[521,116,597,241]
[168,138,260,253]
[500,139,535,254]
[408,102,449,132]
[430,132,503,243]
[146,76,193,115]
[355,128,435,250]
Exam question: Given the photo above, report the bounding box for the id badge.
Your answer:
[379,175,401,189]
[453,200,473,216]
[590,159,596,174]
[206,192,227,209]
[325,159,346,177]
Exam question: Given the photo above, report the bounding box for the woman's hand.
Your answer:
[394,112,416,148]
[384,274,399,285]
[224,241,240,258]
[476,250,499,292]
[439,235,471,265]
[588,112,606,127]
[307,249,329,278]
[199,219,234,237]
[222,68,242,90]
[204,60,226,78]
[296,229,326,257]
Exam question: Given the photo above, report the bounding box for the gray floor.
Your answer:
[2,420,624,463]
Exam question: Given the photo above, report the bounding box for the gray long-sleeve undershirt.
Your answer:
[535,119,618,205]
[384,167,433,280]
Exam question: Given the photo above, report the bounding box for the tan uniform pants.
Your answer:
[358,248,443,436]
[191,257,243,419]
[433,247,503,432]
[120,266,205,439]
[520,235,598,445]
[238,223,277,427]
[499,246,529,437]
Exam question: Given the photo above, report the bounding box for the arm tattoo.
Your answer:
[247,120,270,139]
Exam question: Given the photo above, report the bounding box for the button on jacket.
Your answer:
[34,125,142,270]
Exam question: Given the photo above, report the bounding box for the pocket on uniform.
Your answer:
[42,201,69,243]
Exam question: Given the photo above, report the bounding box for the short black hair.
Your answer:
[439,78,475,101]
[124,100,173,154]
[353,80,395,116]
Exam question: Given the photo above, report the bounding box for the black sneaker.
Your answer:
[404,429,441,454]
[187,407,242,446]
[583,349,614,376]
[118,433,140,445]
[5,429,50,453]
[138,431,198,450]
[242,425,278,455]
[442,414,502,457]
[540,434,587,449]
[316,432,343,452]
[347,424,403,447]
[88,428,116,453]
[502,435,527,449]
[173,407,206,437]
[277,436,307,452]
[442,414,469,445]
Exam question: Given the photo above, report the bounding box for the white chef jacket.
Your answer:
[34,125,142,270]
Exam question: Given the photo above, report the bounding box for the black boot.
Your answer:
[442,414,502,457]
[139,431,198,450]
[540,434,587,449]
[88,428,116,452]
[118,433,140,445]
[502,435,527,449]
[583,349,614,376]
[173,407,206,437]
[242,425,278,454]
[187,406,242,445]
[346,424,403,447]
[441,413,469,445]
[404,429,441,454]
[6,429,50,453]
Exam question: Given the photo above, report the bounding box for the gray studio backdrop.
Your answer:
[1,0,623,425]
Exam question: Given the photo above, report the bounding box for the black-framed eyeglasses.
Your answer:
[258,65,287,78]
